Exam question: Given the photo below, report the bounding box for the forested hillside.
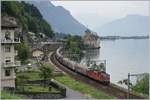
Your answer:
[29,1,87,35]
[1,1,54,37]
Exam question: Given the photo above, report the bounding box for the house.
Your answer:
[83,29,100,49]
[1,16,21,89]
[32,48,44,60]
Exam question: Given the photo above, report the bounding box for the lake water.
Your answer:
[81,39,149,87]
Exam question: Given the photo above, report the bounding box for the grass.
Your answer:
[16,71,60,93]
[1,90,21,99]
[55,75,114,99]
[16,71,41,80]
[16,71,114,99]
[18,85,60,93]
[131,90,149,99]
[24,85,49,92]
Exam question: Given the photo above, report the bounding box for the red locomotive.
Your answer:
[55,47,110,84]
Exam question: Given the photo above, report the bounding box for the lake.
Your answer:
[81,39,149,87]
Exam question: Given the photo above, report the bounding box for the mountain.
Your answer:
[1,1,54,37]
[76,13,114,31]
[97,15,149,36]
[29,1,87,35]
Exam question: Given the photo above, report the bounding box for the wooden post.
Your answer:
[104,60,106,72]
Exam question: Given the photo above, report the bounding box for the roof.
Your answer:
[84,29,99,41]
[85,29,91,33]
[32,48,43,52]
[1,16,18,28]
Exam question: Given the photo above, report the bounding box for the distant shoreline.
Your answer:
[100,35,149,41]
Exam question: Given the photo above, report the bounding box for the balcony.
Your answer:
[2,61,21,68]
[2,76,16,80]
[1,38,20,44]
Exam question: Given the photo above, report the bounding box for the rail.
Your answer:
[50,51,147,99]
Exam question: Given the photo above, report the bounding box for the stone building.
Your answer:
[83,29,100,49]
[1,16,21,89]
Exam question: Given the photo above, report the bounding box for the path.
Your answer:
[49,52,91,99]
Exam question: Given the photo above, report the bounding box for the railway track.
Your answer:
[50,52,146,99]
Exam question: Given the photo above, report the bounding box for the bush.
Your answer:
[132,74,149,95]
[1,90,21,99]
[1,1,54,37]
[64,35,83,61]
[39,63,54,87]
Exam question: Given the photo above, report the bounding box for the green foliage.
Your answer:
[2,1,54,37]
[118,74,149,96]
[16,72,30,91]
[39,63,53,80]
[1,90,21,99]
[21,1,42,19]
[39,63,53,87]
[20,85,59,93]
[64,35,83,61]
[55,75,113,99]
[16,71,59,93]
[132,74,149,95]
[15,43,30,63]
[17,71,40,80]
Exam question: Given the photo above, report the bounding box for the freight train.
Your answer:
[55,47,110,84]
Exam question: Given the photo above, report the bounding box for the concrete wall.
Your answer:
[1,45,15,65]
[1,78,15,88]
[1,28,20,89]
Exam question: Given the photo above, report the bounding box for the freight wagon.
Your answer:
[55,47,110,84]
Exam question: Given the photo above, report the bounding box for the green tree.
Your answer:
[2,1,54,38]
[15,43,30,64]
[39,63,53,87]
[118,74,149,95]
[64,35,83,61]
[132,74,149,95]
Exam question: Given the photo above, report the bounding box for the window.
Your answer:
[5,46,11,52]
[14,30,19,41]
[5,31,11,40]
[5,59,11,65]
[5,69,11,76]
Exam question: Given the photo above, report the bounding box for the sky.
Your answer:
[51,1,149,30]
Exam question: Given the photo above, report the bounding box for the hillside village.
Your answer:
[1,1,101,99]
[1,15,102,99]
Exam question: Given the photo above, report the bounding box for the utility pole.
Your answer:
[127,73,148,99]
[127,73,130,99]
